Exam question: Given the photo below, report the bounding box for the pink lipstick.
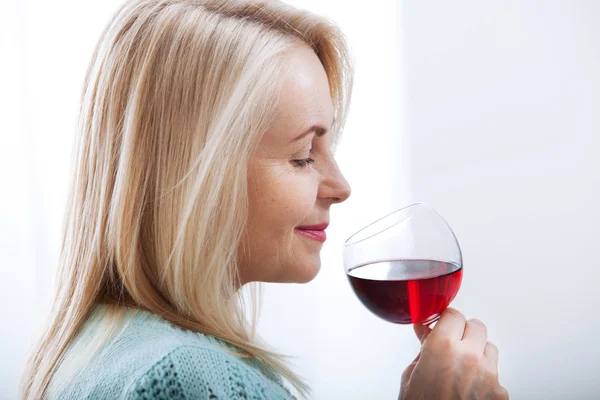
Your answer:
[295,223,328,243]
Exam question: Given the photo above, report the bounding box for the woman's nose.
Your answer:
[334,173,351,203]
[319,159,351,204]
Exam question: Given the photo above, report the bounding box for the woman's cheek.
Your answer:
[288,174,318,214]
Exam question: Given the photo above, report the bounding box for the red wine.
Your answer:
[347,260,462,324]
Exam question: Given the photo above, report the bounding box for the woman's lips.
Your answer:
[295,228,327,242]
[295,223,328,243]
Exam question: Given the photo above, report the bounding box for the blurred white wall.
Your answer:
[400,1,600,399]
[2,0,599,399]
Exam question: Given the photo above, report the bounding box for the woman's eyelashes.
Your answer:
[291,157,315,169]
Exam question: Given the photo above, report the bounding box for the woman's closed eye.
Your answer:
[291,145,315,169]
[292,157,315,169]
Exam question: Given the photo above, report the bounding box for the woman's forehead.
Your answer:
[267,46,334,145]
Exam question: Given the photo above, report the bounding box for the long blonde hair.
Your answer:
[20,0,353,399]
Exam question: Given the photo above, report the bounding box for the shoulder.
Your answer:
[85,306,295,399]
[50,306,229,399]
[125,345,297,400]
[52,306,296,399]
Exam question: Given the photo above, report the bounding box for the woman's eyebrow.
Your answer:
[290,116,335,143]
[291,125,327,143]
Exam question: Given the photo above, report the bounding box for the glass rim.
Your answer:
[344,202,428,247]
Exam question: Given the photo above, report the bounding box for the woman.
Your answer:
[21,0,509,399]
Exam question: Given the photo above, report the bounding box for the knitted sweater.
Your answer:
[47,304,297,399]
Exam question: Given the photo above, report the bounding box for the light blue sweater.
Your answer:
[48,304,297,399]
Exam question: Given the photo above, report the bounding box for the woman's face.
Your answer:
[238,44,351,285]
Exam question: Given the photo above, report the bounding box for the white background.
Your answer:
[1,1,598,399]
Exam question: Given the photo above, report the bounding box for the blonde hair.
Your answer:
[20,0,353,398]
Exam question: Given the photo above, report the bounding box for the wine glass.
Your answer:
[343,202,463,325]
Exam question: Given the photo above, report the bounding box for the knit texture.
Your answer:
[47,305,297,400]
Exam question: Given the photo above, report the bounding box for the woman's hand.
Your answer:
[399,308,509,400]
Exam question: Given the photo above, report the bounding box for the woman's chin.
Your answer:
[291,259,321,283]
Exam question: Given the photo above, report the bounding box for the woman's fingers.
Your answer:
[400,351,422,394]
[461,318,488,353]
[414,323,432,344]
[429,307,467,341]
[401,310,507,400]
[495,385,510,400]
[484,341,500,371]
